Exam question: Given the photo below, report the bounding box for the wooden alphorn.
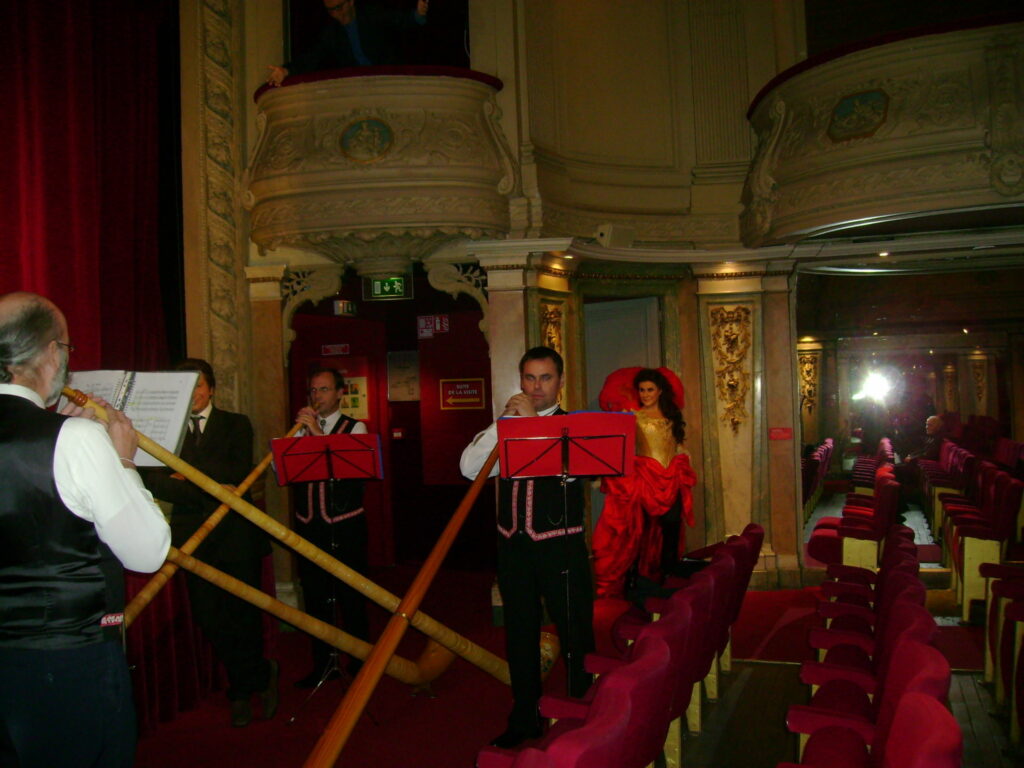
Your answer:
[124,421,303,625]
[62,387,510,684]
[304,444,500,767]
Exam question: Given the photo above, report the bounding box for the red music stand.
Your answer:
[496,411,634,480]
[270,432,383,486]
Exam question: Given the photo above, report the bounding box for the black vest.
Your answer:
[497,408,585,541]
[0,394,124,649]
[294,415,365,525]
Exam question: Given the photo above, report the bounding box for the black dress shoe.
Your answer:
[489,723,542,749]
[231,698,252,728]
[294,666,341,689]
[260,659,279,719]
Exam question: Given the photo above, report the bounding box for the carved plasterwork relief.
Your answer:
[986,34,1024,197]
[279,267,342,361]
[184,0,250,412]
[740,99,786,245]
[798,353,819,416]
[425,260,489,340]
[943,364,958,413]
[710,305,753,434]
[970,357,987,406]
[246,77,518,276]
[540,302,564,356]
[742,23,1022,244]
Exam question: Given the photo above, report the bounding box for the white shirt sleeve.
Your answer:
[351,420,368,435]
[53,417,171,573]
[459,421,500,480]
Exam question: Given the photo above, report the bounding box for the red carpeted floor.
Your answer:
[134,565,553,768]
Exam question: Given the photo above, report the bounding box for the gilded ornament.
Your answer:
[710,306,752,434]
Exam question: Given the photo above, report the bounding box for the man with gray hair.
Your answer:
[0,291,171,767]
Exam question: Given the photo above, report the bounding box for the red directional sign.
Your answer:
[440,378,486,410]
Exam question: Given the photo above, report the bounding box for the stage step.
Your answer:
[919,565,952,590]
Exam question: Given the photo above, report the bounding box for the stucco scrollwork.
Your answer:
[279,267,343,361]
[741,99,786,245]
[798,353,819,415]
[986,34,1024,197]
[710,305,752,434]
[425,261,490,341]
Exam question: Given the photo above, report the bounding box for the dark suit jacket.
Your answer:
[142,407,270,564]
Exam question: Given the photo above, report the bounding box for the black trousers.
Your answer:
[186,556,270,700]
[296,513,370,670]
[0,640,135,768]
[497,532,594,731]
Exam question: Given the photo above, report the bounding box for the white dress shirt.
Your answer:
[1,383,171,573]
[303,409,368,437]
[459,403,561,481]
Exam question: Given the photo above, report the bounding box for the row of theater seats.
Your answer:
[782,526,963,768]
[476,524,764,768]
[807,456,901,569]
[917,441,1024,620]
[802,438,834,521]
[980,562,1024,751]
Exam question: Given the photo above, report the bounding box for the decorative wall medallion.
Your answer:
[340,118,393,163]
[798,353,818,415]
[709,305,752,434]
[827,90,889,142]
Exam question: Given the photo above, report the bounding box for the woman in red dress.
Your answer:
[592,367,697,599]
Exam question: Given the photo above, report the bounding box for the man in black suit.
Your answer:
[293,366,370,688]
[142,359,276,727]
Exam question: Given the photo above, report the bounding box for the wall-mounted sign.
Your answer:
[363,276,412,301]
[333,300,357,316]
[768,427,793,440]
[417,314,450,339]
[321,343,350,356]
[440,378,486,410]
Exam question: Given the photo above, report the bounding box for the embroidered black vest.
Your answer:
[496,408,585,541]
[295,414,365,525]
[0,394,124,649]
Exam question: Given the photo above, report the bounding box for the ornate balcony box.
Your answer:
[246,66,516,276]
[742,17,1024,247]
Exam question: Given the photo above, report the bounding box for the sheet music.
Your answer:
[63,370,198,467]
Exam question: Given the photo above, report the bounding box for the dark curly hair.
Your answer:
[634,368,685,444]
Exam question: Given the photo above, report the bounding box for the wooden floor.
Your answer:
[680,661,1022,768]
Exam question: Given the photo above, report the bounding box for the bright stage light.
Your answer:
[851,371,892,405]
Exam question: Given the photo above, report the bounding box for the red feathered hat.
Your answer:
[598,367,684,412]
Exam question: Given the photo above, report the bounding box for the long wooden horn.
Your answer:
[62,387,510,684]
[166,546,455,686]
[124,422,303,626]
[304,444,500,767]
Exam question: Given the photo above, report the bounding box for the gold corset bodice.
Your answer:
[635,412,679,468]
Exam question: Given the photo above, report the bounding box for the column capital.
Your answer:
[244,263,288,300]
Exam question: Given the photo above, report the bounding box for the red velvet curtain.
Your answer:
[0,0,169,371]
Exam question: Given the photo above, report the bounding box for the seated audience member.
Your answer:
[267,0,429,86]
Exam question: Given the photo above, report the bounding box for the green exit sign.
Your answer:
[363,275,413,301]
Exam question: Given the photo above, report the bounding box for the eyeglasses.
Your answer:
[54,340,75,354]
